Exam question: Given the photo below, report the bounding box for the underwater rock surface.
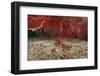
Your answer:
[28,38,88,61]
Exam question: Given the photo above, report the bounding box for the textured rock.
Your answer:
[28,38,88,60]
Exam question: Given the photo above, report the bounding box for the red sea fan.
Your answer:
[28,15,88,40]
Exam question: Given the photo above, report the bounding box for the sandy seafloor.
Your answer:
[28,37,88,61]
